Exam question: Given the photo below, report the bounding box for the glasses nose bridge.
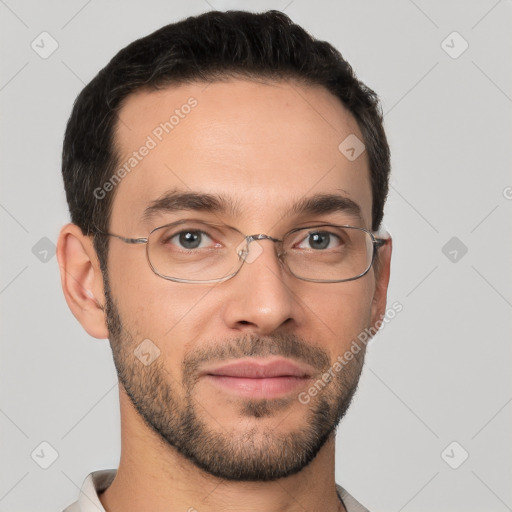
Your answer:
[241,233,285,260]
[246,233,282,244]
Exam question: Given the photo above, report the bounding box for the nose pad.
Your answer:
[235,238,264,264]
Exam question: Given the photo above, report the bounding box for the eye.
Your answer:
[296,230,343,250]
[168,229,217,250]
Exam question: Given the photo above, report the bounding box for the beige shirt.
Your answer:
[63,469,370,512]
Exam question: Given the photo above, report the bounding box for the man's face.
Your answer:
[103,79,381,481]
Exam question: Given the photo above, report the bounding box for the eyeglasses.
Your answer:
[99,219,387,284]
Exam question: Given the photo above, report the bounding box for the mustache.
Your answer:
[181,333,330,387]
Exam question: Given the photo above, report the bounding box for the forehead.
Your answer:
[110,79,372,231]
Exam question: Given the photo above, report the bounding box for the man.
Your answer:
[57,9,392,512]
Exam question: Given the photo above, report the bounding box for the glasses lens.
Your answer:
[147,221,374,283]
[283,225,374,282]
[147,221,245,282]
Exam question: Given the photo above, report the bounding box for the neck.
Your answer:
[99,390,346,512]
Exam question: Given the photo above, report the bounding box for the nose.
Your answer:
[221,238,298,334]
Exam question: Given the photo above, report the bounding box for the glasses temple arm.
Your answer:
[99,232,148,245]
[374,238,388,249]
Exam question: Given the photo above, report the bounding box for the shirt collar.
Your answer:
[66,470,116,512]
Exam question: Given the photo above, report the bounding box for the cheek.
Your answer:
[108,246,199,330]
[109,258,212,364]
[305,278,375,349]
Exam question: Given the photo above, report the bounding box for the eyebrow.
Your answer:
[288,193,363,223]
[142,190,243,222]
[142,189,363,224]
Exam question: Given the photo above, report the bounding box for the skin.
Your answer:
[57,78,392,512]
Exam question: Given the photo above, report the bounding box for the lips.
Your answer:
[203,358,313,379]
[200,358,314,399]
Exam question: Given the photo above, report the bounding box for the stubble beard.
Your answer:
[103,276,366,481]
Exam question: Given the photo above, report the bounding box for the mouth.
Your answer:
[200,358,314,399]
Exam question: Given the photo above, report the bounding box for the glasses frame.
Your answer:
[99,221,387,284]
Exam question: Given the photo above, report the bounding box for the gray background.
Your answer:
[1,0,511,511]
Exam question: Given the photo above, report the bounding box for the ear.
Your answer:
[370,235,392,330]
[56,223,109,339]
